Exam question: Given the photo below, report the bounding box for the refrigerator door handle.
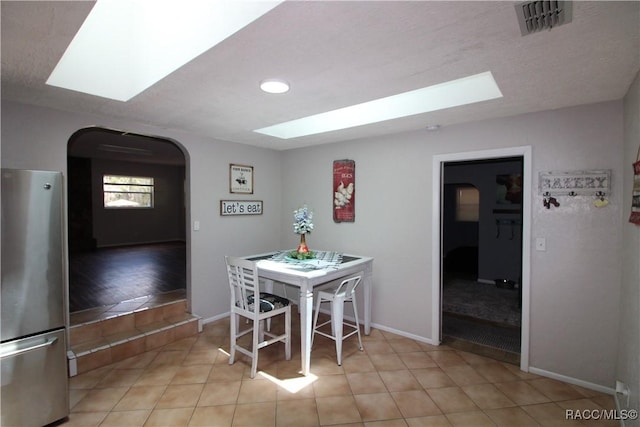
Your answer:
[0,337,58,359]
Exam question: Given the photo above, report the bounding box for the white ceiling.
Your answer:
[2,1,639,152]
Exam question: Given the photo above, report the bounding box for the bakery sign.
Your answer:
[538,170,610,196]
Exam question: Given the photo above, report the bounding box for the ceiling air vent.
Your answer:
[515,0,572,36]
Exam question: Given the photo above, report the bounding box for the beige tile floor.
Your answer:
[61,312,617,427]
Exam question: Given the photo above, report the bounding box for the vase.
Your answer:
[297,233,309,254]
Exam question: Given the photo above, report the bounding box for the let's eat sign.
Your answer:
[220,200,263,216]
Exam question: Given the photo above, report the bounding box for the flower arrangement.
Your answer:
[290,205,315,259]
[293,205,314,234]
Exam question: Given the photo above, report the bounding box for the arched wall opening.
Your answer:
[67,126,190,314]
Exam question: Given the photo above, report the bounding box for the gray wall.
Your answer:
[279,100,624,389]
[1,96,634,394]
[619,69,640,423]
[1,100,283,320]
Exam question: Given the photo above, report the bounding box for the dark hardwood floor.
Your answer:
[68,242,186,313]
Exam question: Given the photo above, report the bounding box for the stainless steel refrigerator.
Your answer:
[1,168,69,426]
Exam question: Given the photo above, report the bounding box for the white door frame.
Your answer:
[431,146,532,371]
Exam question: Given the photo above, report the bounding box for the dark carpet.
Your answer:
[442,273,522,357]
[442,313,521,354]
[443,275,521,327]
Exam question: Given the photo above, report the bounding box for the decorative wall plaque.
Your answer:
[630,149,640,225]
[220,200,263,216]
[538,170,610,196]
[230,164,253,194]
[333,159,355,223]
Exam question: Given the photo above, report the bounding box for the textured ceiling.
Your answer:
[2,1,639,152]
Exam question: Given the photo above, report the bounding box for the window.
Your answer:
[103,175,154,208]
[456,186,479,222]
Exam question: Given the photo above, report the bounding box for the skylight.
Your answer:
[46,0,282,101]
[254,71,503,139]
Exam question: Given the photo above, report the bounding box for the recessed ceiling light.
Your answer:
[46,0,283,101]
[426,125,441,131]
[260,79,290,94]
[254,71,503,139]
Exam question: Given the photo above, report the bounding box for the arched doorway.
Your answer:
[67,127,188,315]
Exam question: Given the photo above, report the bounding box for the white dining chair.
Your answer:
[226,256,291,378]
[311,272,364,365]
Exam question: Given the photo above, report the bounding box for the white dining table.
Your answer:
[243,251,373,376]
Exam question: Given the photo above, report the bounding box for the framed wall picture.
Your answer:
[230,164,253,194]
[333,159,355,222]
[630,147,640,225]
[496,174,522,205]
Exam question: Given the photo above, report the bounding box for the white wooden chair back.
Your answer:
[224,255,291,378]
[226,256,259,316]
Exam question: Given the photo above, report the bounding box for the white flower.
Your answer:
[293,205,314,234]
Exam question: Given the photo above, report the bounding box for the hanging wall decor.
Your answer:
[220,200,263,216]
[229,164,253,194]
[630,147,640,225]
[333,159,355,223]
[538,169,611,197]
[496,174,523,205]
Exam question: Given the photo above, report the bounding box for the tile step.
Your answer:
[68,299,201,375]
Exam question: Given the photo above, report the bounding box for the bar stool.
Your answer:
[311,273,364,365]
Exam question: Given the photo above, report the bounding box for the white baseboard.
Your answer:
[200,312,616,397]
[201,311,231,325]
[218,304,440,346]
[369,321,439,345]
[67,351,77,377]
[528,366,615,395]
[312,307,437,345]
[614,390,630,427]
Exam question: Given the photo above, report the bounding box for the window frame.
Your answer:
[103,174,155,209]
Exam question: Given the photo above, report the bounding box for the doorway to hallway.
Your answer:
[441,158,522,363]
[432,147,532,371]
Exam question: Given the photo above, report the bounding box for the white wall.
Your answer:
[618,70,640,422]
[1,100,283,320]
[280,101,624,388]
[1,98,628,389]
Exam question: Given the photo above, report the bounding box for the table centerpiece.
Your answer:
[290,205,315,259]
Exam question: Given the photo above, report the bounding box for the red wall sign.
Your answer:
[629,155,640,225]
[333,159,355,223]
